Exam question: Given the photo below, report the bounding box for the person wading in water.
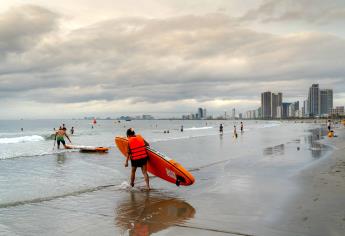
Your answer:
[54,127,72,149]
[125,128,150,190]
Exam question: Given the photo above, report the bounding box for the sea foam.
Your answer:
[0,135,44,144]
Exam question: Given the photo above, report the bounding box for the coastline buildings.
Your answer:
[203,108,207,119]
[245,110,257,119]
[231,108,236,120]
[197,107,203,119]
[182,107,208,119]
[329,106,344,116]
[256,84,335,119]
[261,91,282,119]
[261,92,272,119]
[302,100,308,117]
[308,84,319,117]
[319,89,333,116]
[288,101,299,117]
[184,84,337,121]
[307,84,333,117]
[272,92,282,118]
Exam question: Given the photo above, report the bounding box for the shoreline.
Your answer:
[1,121,344,235]
[276,127,345,235]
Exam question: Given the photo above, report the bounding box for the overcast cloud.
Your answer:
[0,1,344,118]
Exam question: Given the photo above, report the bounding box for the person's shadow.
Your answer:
[115,191,195,235]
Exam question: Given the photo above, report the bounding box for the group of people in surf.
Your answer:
[219,122,244,138]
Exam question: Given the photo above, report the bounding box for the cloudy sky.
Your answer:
[0,0,345,119]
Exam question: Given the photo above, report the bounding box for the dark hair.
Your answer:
[126,128,135,137]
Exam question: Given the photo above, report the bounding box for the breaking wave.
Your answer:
[0,135,44,144]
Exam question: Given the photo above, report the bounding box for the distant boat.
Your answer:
[125,119,131,121]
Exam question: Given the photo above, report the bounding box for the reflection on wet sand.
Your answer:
[263,127,330,159]
[263,144,285,156]
[115,191,195,235]
[305,127,328,158]
[56,153,66,164]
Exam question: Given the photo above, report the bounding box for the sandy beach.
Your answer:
[0,120,344,236]
[276,128,345,236]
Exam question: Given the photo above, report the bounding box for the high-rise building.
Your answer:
[282,103,291,118]
[294,101,299,111]
[308,84,319,117]
[302,100,308,117]
[271,92,282,118]
[203,108,207,119]
[231,108,236,119]
[276,106,282,118]
[261,91,282,119]
[319,89,333,116]
[245,110,257,119]
[286,101,300,118]
[261,92,272,119]
[257,107,262,119]
[197,108,203,119]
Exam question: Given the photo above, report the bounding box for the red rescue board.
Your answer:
[115,136,195,186]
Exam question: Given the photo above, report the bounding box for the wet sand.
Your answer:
[1,123,344,235]
[276,128,345,236]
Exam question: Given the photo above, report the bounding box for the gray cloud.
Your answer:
[0,5,58,54]
[0,4,344,117]
[241,0,345,24]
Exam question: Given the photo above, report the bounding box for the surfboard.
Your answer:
[65,144,109,152]
[115,135,195,186]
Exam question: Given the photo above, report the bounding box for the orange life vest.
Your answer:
[128,136,147,160]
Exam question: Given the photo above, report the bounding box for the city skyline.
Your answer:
[0,1,345,119]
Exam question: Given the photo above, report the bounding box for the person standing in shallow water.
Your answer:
[240,122,244,133]
[54,127,72,149]
[125,128,150,190]
[327,120,331,132]
[219,124,223,134]
[233,125,238,138]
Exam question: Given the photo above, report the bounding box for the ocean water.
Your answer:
[0,119,333,235]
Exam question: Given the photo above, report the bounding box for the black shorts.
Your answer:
[57,139,66,146]
[131,157,148,167]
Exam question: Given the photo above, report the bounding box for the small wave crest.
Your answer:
[0,148,80,161]
[261,123,281,128]
[184,126,213,131]
[0,135,44,144]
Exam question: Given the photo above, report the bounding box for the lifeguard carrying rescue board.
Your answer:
[115,135,195,186]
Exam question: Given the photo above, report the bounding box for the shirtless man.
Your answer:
[54,127,72,149]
